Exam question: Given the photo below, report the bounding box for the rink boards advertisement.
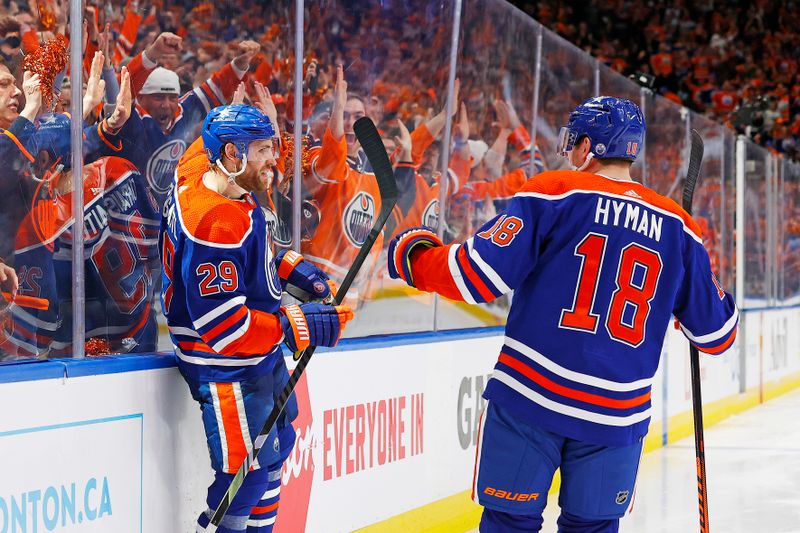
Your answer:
[0,309,798,532]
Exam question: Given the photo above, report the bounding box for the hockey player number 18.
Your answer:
[477,215,524,247]
[559,232,662,347]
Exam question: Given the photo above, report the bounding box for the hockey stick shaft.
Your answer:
[682,129,710,533]
[208,118,398,528]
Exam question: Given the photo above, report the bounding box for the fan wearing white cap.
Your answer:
[98,32,262,203]
[137,66,181,133]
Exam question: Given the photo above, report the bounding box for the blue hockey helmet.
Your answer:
[557,96,645,161]
[33,112,72,170]
[202,104,276,164]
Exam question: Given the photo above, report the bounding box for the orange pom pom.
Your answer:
[21,34,68,110]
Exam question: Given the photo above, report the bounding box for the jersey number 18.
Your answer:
[559,232,662,347]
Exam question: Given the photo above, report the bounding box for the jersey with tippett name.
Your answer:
[160,138,285,382]
[408,170,738,446]
[5,157,160,358]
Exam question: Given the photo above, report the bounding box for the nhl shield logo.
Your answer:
[615,490,629,505]
[342,192,376,246]
[146,139,187,196]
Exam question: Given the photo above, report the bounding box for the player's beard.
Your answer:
[235,163,273,193]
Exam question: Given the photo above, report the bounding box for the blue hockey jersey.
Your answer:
[409,170,738,446]
[4,157,160,358]
[160,139,286,382]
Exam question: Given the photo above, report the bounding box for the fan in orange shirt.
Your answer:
[302,65,385,294]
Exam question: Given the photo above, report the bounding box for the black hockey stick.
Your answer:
[682,129,710,533]
[208,117,398,529]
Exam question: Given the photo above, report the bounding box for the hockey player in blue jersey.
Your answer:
[387,96,738,532]
[160,104,353,532]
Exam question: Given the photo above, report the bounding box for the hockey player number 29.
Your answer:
[560,233,662,347]
[197,261,239,296]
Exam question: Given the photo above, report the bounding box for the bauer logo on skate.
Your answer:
[323,393,424,480]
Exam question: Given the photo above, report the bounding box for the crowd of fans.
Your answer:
[0,0,795,359]
[515,0,800,162]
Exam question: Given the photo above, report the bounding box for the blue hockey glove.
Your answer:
[279,302,354,352]
[387,226,444,287]
[276,249,335,302]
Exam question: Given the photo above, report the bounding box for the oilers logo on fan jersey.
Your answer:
[343,191,375,246]
[146,139,186,195]
[262,206,292,248]
[422,199,440,231]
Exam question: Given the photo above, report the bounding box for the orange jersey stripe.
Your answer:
[251,501,279,514]
[456,246,496,302]
[698,328,737,354]
[178,340,217,354]
[215,383,248,473]
[2,130,35,162]
[97,121,123,151]
[202,306,248,345]
[498,353,651,409]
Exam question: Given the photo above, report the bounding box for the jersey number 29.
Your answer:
[559,232,662,347]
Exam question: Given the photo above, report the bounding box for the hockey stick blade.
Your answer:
[208,118,397,529]
[682,130,704,214]
[682,129,711,533]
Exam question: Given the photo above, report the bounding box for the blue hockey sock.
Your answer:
[246,466,282,532]
[557,510,619,533]
[480,507,544,532]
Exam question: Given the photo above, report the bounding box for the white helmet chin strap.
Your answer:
[214,153,248,183]
[574,152,594,172]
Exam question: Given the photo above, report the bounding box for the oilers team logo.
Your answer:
[615,490,629,505]
[146,139,186,196]
[422,199,440,231]
[262,206,292,247]
[342,192,375,246]
[313,281,326,294]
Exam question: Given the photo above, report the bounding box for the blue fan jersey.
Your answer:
[6,157,160,357]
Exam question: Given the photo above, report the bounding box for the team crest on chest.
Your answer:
[342,192,376,246]
[146,139,187,195]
